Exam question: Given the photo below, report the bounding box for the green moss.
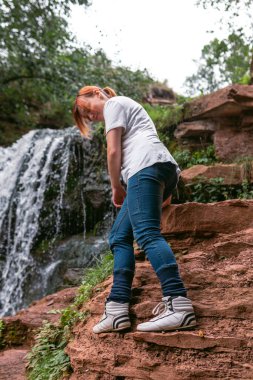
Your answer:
[0,320,28,348]
[0,319,5,348]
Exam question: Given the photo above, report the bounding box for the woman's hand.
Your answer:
[112,184,126,208]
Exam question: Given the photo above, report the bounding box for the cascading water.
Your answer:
[0,127,86,316]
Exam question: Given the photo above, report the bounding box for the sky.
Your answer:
[70,0,227,95]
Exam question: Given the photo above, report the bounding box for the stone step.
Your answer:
[133,331,252,350]
[0,349,29,380]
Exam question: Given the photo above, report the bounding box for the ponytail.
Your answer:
[73,85,117,138]
[102,87,117,98]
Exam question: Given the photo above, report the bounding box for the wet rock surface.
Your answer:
[65,201,253,380]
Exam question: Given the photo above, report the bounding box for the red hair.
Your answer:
[73,85,117,138]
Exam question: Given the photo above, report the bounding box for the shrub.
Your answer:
[26,251,113,380]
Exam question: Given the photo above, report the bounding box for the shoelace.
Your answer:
[152,299,173,316]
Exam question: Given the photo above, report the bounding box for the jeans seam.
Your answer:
[110,207,129,247]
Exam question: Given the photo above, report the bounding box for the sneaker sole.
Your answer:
[93,324,131,334]
[137,322,197,333]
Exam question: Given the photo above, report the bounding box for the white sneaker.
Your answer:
[137,296,196,332]
[93,300,131,333]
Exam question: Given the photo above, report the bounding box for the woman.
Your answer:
[73,85,196,333]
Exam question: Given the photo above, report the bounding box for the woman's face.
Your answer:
[78,92,107,122]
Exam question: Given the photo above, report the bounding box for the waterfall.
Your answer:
[0,127,85,316]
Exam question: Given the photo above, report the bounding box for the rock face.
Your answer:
[145,84,176,105]
[0,287,78,380]
[0,349,29,380]
[2,287,77,346]
[1,200,252,379]
[175,84,253,160]
[66,200,253,380]
[181,163,253,185]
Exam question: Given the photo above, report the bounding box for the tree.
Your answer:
[185,0,253,95]
[0,0,154,145]
[0,0,90,130]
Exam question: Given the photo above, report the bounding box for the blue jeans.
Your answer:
[108,161,187,303]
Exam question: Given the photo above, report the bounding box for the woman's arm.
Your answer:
[106,127,126,207]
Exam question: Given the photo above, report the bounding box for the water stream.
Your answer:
[0,127,85,316]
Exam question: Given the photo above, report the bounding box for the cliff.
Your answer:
[1,200,253,379]
[66,200,253,379]
[1,84,253,379]
[176,84,253,161]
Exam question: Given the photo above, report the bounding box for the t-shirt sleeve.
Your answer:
[104,100,127,134]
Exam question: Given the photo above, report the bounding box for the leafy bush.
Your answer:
[143,104,184,149]
[26,251,113,380]
[184,177,253,203]
[0,319,5,348]
[143,104,183,129]
[26,323,72,380]
[173,145,217,169]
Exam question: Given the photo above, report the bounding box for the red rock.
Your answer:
[181,163,252,185]
[214,127,253,161]
[2,202,253,380]
[66,222,253,379]
[161,199,253,237]
[133,331,249,350]
[0,349,29,380]
[183,85,253,120]
[174,120,215,139]
[175,84,253,159]
[2,287,78,345]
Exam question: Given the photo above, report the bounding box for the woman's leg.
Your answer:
[93,197,135,333]
[127,162,187,297]
[107,196,135,303]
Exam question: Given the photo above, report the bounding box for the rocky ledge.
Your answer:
[66,200,253,379]
[175,84,253,160]
[1,200,252,379]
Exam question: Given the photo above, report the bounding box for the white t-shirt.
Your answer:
[103,96,180,184]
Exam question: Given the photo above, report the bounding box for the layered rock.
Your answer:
[175,84,253,160]
[66,200,253,379]
[145,84,176,105]
[0,287,77,380]
[1,200,253,379]
[1,287,77,347]
[181,163,253,185]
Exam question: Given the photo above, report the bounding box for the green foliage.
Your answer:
[0,1,154,146]
[73,251,113,308]
[186,0,253,95]
[185,33,252,95]
[173,145,217,170]
[143,104,184,149]
[26,322,72,380]
[185,177,253,203]
[143,104,183,129]
[0,319,5,348]
[26,251,113,380]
